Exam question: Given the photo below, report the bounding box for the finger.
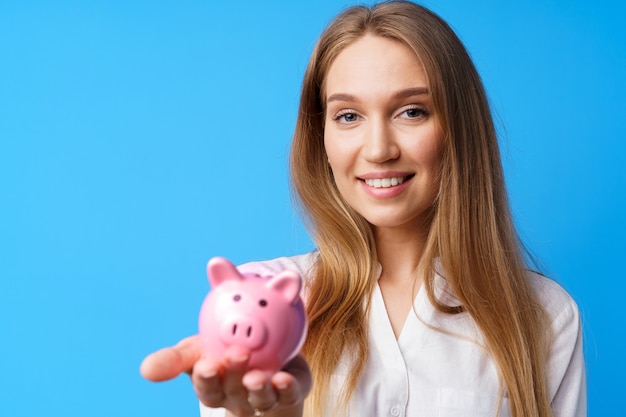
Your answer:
[243,370,276,411]
[140,335,202,382]
[221,345,252,406]
[272,355,312,407]
[192,357,226,408]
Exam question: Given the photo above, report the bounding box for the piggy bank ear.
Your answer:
[266,270,302,304]
[207,257,244,288]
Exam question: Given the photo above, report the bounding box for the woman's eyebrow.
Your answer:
[394,87,430,99]
[327,87,430,104]
[327,93,358,103]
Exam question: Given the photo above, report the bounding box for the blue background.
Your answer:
[1,0,623,416]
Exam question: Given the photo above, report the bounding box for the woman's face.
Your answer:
[324,35,443,233]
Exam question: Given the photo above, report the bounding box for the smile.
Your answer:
[363,175,412,188]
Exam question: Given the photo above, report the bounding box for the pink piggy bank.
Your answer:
[198,257,307,373]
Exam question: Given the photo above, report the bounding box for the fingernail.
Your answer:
[226,345,251,364]
[247,382,264,391]
[231,354,249,364]
[199,369,217,379]
[197,364,217,379]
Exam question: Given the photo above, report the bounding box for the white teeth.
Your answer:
[364,176,405,188]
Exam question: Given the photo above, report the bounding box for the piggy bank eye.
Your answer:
[233,294,241,302]
[259,299,268,307]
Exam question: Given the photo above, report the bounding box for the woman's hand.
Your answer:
[140,336,312,417]
[140,335,202,381]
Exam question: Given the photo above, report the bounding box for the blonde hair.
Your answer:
[290,2,551,417]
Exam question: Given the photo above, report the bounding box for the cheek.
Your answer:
[324,122,362,167]
[425,141,443,170]
[323,132,344,170]
[324,137,354,197]
[424,135,445,193]
[414,128,443,168]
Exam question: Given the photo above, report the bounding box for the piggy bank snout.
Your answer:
[219,314,267,350]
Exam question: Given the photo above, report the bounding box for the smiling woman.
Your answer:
[140,2,586,417]
[324,35,442,238]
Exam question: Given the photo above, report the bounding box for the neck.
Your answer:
[374,224,429,286]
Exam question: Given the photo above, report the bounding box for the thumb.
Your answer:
[140,335,203,382]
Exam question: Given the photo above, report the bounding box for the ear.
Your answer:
[266,270,302,304]
[207,257,243,288]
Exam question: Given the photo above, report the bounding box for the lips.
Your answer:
[359,173,415,189]
[364,176,405,188]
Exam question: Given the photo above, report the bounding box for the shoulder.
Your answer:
[526,271,581,333]
[526,272,587,411]
[236,251,318,281]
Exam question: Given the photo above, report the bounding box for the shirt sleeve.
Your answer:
[236,252,317,281]
[200,403,226,417]
[546,297,587,417]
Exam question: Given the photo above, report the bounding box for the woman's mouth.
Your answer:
[362,174,414,188]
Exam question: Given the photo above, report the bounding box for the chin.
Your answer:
[361,208,434,232]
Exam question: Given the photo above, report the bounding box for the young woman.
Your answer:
[141,2,586,416]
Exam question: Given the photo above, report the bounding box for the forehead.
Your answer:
[324,35,428,100]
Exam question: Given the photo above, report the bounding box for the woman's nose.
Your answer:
[361,119,400,163]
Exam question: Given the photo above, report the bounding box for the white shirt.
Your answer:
[200,252,586,417]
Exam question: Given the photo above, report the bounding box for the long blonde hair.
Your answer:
[290,2,551,416]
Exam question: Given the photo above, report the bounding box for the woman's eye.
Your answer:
[334,111,359,123]
[400,106,428,119]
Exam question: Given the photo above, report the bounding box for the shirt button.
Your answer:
[390,407,401,416]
